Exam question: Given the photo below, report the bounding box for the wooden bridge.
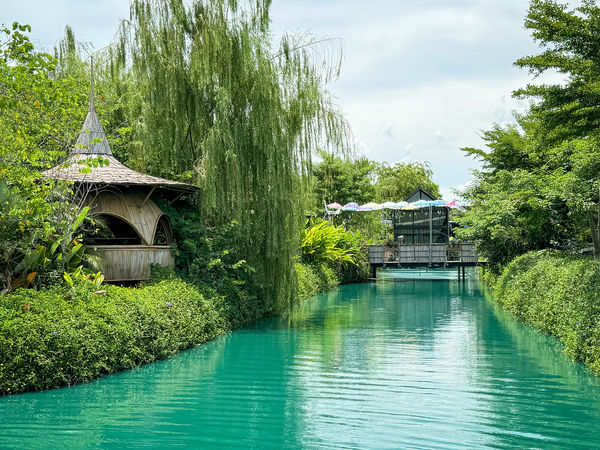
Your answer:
[367,243,482,280]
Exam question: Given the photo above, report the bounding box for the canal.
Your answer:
[1,270,600,448]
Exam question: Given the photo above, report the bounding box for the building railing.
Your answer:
[367,243,478,265]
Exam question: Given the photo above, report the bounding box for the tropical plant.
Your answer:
[63,265,105,293]
[301,221,356,266]
[0,23,99,293]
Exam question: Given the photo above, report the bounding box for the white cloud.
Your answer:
[384,122,394,139]
[3,0,569,190]
[439,177,476,201]
[337,76,535,185]
[269,0,553,188]
[434,130,446,141]
[355,137,373,156]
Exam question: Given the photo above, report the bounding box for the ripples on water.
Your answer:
[1,269,600,448]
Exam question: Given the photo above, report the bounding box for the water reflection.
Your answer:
[1,274,599,448]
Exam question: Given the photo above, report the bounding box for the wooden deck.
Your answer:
[367,244,483,280]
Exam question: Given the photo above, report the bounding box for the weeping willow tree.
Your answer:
[109,0,350,310]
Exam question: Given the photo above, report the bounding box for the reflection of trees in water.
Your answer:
[3,280,600,448]
[275,282,457,373]
[0,337,230,447]
[470,287,600,448]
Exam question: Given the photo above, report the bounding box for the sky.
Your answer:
[1,0,565,199]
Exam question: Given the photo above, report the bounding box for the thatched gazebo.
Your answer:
[45,73,196,282]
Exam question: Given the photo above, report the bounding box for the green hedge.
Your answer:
[0,275,267,395]
[0,262,339,395]
[492,250,600,374]
[295,262,339,301]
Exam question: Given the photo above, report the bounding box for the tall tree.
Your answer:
[312,149,376,207]
[514,0,600,143]
[108,0,349,310]
[375,162,440,201]
[513,0,600,257]
[459,0,600,263]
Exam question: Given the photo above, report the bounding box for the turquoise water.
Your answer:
[1,270,600,448]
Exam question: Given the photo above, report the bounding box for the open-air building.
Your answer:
[391,188,450,244]
[45,76,196,282]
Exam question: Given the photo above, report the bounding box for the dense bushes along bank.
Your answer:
[0,262,342,395]
[489,251,600,374]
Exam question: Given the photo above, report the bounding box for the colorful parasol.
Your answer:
[342,202,359,211]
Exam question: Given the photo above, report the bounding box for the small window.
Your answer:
[84,214,142,245]
[153,215,173,246]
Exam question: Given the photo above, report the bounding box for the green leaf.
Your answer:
[63,272,73,287]
[72,207,89,231]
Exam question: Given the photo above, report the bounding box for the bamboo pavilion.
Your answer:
[45,68,196,282]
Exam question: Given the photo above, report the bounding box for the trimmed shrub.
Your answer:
[295,262,340,302]
[492,250,600,374]
[0,258,345,395]
[0,276,264,395]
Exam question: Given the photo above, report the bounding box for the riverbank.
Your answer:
[5,275,600,448]
[488,250,600,375]
[0,262,342,395]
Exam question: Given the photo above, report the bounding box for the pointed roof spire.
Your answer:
[89,56,95,112]
[45,58,197,193]
[72,56,112,155]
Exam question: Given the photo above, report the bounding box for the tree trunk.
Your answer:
[588,209,600,258]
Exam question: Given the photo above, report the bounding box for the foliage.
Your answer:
[301,221,356,266]
[330,211,383,248]
[98,0,350,312]
[311,151,440,207]
[310,152,440,242]
[375,161,440,201]
[514,0,600,144]
[461,123,535,174]
[0,23,87,183]
[459,0,600,262]
[334,228,371,283]
[300,221,369,283]
[456,169,573,271]
[158,200,266,327]
[312,149,376,208]
[0,24,98,293]
[295,262,338,301]
[0,257,342,395]
[0,277,229,395]
[492,250,600,374]
[63,265,104,295]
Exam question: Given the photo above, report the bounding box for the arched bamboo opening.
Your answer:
[153,215,173,246]
[85,214,143,246]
